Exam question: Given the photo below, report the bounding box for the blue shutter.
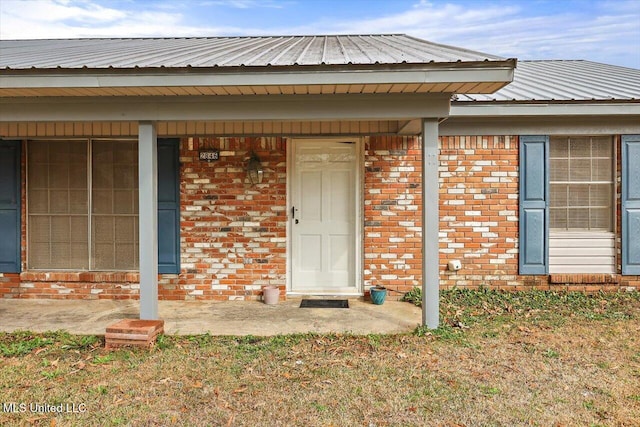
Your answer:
[157,139,180,274]
[0,140,21,273]
[622,135,640,275]
[519,135,549,275]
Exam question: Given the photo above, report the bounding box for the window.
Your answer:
[28,139,138,270]
[549,136,613,231]
[91,141,139,269]
[519,135,618,275]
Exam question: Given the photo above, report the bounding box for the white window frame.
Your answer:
[548,135,616,274]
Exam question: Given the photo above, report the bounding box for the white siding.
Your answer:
[549,231,615,273]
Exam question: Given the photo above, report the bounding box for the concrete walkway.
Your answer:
[0,298,423,336]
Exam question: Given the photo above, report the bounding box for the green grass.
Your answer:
[0,331,54,357]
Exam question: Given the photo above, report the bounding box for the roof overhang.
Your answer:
[443,101,640,135]
[0,62,515,97]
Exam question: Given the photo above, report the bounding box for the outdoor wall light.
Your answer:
[246,151,264,185]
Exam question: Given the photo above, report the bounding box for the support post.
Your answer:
[421,118,440,329]
[138,121,159,320]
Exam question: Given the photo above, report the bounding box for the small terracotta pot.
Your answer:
[263,286,280,305]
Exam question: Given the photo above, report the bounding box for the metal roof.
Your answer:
[0,34,504,70]
[456,60,640,102]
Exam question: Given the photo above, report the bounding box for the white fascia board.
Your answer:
[450,102,640,117]
[0,67,513,89]
[0,92,451,122]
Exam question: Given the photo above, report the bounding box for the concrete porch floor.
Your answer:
[0,298,423,336]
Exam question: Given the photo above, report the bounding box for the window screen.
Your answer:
[28,140,89,269]
[91,141,139,270]
[549,136,613,231]
[28,139,139,270]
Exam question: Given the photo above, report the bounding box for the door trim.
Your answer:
[286,137,363,295]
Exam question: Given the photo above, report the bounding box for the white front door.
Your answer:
[290,139,360,294]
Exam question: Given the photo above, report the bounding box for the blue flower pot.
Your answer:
[370,286,387,305]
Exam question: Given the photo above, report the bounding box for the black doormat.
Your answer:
[300,299,349,308]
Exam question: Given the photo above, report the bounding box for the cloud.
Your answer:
[2,0,126,24]
[275,0,639,67]
[0,0,240,38]
[198,0,285,8]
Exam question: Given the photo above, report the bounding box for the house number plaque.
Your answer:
[199,150,220,162]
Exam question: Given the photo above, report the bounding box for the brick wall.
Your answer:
[160,136,287,300]
[365,134,638,296]
[364,136,423,296]
[439,135,521,289]
[4,136,287,300]
[2,133,637,300]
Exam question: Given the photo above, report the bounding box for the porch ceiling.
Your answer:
[0,35,514,141]
[0,119,418,138]
[0,93,451,136]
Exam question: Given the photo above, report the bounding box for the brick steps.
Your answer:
[105,319,164,349]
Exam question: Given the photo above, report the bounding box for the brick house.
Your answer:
[1,36,639,326]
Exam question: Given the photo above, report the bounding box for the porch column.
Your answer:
[421,118,440,329]
[138,121,159,320]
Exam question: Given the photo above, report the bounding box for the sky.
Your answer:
[0,0,639,68]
